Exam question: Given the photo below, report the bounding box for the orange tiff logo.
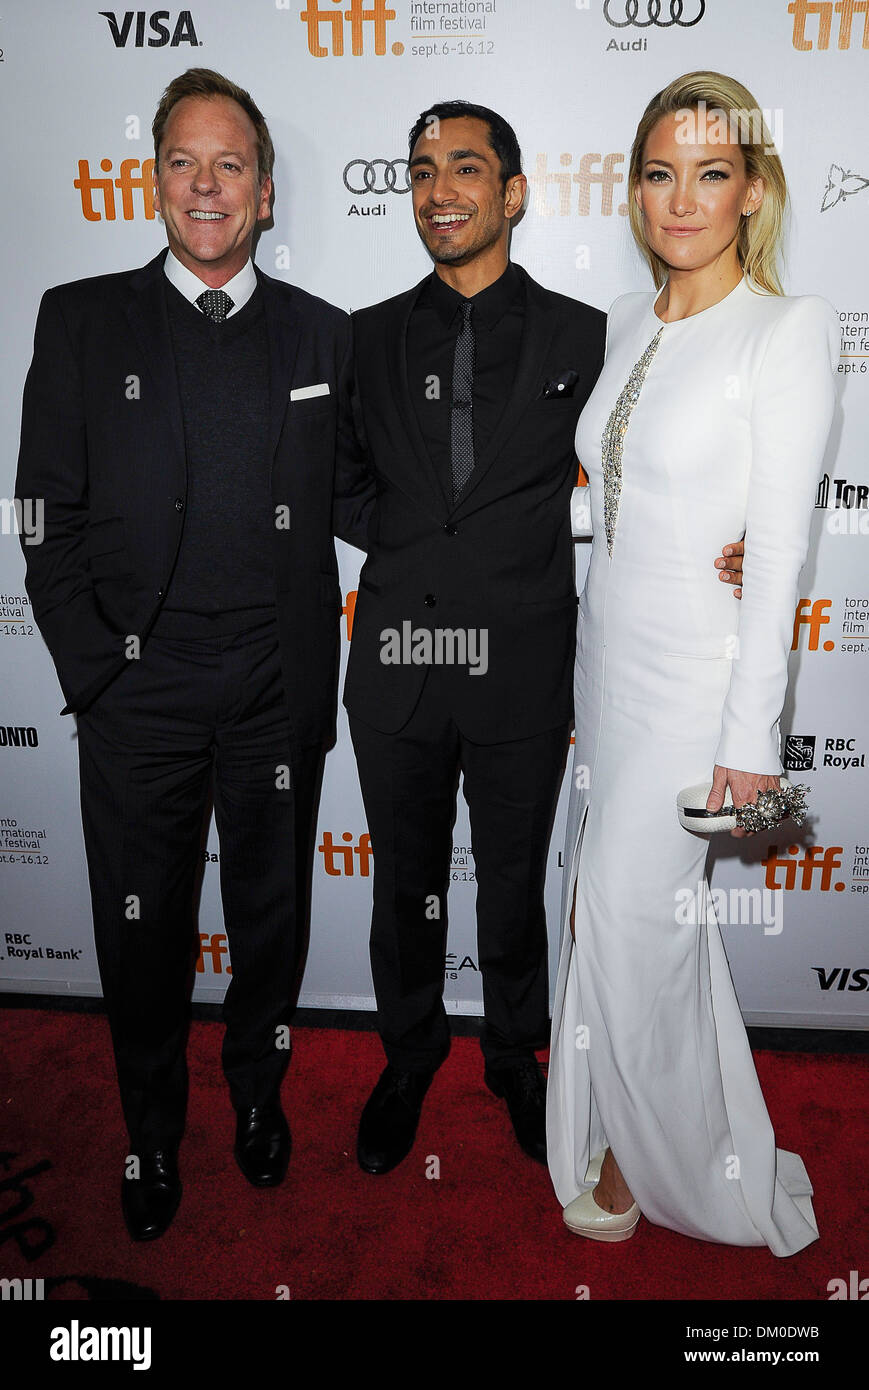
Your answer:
[792,598,834,651]
[763,844,845,891]
[319,832,373,875]
[342,588,357,641]
[300,0,397,56]
[788,0,869,49]
[74,158,156,221]
[197,933,232,974]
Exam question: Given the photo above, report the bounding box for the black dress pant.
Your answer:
[76,618,322,1153]
[350,667,570,1072]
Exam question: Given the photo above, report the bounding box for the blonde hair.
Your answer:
[153,68,274,185]
[627,71,787,296]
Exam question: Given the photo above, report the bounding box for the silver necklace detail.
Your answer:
[601,327,663,556]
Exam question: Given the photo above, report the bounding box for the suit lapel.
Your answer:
[388,277,452,514]
[256,268,305,465]
[452,265,561,517]
[124,251,186,467]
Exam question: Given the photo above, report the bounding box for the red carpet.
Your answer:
[1,1009,866,1301]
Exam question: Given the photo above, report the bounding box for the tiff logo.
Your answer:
[0,1277,44,1300]
[342,589,358,641]
[763,845,844,892]
[791,598,834,651]
[75,159,156,221]
[196,933,231,975]
[528,154,627,218]
[0,498,43,546]
[99,10,199,46]
[300,0,396,56]
[789,0,869,49]
[319,831,373,875]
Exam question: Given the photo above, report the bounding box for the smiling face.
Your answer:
[153,94,272,286]
[409,115,525,270]
[634,111,763,279]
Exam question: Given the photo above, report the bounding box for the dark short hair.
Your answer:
[152,68,274,184]
[408,100,523,186]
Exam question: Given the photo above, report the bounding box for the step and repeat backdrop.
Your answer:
[0,0,866,1026]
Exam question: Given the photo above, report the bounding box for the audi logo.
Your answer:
[603,0,705,26]
[343,158,411,196]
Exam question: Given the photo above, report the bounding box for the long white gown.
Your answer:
[545,276,838,1255]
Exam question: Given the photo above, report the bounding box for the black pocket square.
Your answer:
[540,370,579,400]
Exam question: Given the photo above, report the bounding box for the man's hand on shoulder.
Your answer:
[715,539,744,600]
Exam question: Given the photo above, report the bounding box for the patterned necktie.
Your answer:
[196,289,234,323]
[451,300,476,502]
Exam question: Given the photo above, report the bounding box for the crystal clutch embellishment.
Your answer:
[601,327,663,556]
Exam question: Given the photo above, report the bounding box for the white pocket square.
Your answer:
[290,383,330,401]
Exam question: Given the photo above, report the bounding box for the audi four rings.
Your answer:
[604,0,705,25]
[343,159,411,195]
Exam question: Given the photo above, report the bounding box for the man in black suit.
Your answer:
[345,101,744,1174]
[15,69,370,1240]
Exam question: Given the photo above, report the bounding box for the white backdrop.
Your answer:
[0,0,866,1027]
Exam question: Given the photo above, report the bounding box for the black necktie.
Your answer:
[451,300,475,501]
[196,289,234,323]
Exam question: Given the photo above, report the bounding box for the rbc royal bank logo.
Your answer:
[782,734,816,771]
[300,0,401,56]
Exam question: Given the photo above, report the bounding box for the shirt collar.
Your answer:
[425,261,522,331]
[163,250,257,317]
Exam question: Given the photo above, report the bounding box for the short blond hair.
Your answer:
[628,71,787,296]
[153,68,274,185]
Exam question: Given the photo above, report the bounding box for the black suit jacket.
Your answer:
[343,264,606,742]
[15,250,372,745]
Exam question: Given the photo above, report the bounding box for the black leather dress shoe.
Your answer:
[121,1150,181,1242]
[234,1103,291,1187]
[484,1058,547,1164]
[357,1065,435,1175]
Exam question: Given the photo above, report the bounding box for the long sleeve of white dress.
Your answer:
[714,296,838,773]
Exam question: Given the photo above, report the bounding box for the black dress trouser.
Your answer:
[75,618,322,1154]
[350,666,570,1073]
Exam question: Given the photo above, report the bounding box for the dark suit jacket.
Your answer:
[343,264,606,742]
[15,249,372,746]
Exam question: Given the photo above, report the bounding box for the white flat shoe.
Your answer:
[563,1187,640,1242]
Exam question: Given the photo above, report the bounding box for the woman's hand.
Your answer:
[707,765,782,839]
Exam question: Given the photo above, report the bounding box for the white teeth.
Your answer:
[189,211,226,220]
[431,213,471,225]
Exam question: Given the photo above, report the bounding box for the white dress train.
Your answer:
[545,278,838,1255]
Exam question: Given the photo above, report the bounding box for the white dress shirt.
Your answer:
[163,250,257,318]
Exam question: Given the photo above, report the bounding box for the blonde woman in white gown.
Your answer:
[545,72,838,1255]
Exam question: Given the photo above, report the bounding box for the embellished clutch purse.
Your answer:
[677,778,808,834]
